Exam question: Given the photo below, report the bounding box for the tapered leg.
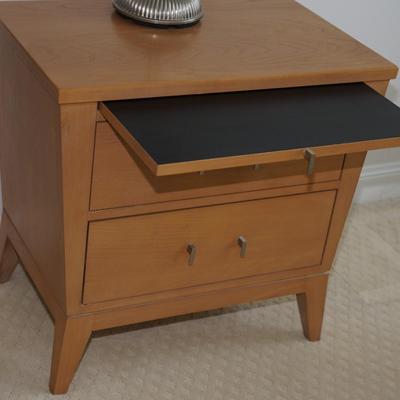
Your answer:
[0,212,19,283]
[49,316,93,394]
[296,274,329,342]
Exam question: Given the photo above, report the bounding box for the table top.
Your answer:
[0,0,397,104]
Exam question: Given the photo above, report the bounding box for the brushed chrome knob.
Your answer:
[187,244,197,266]
[304,148,316,176]
[238,236,247,258]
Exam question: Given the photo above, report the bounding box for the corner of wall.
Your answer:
[354,161,400,203]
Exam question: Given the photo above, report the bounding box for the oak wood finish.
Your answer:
[296,274,329,341]
[84,191,335,304]
[366,80,390,95]
[0,212,19,283]
[96,110,106,122]
[0,239,19,284]
[91,274,328,331]
[91,121,344,210]
[0,211,64,321]
[0,0,397,104]
[88,180,340,222]
[137,138,400,176]
[0,22,66,310]
[50,316,93,394]
[320,152,367,271]
[0,0,399,394]
[60,103,97,313]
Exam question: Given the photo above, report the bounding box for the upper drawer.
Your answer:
[91,122,343,210]
[99,83,400,177]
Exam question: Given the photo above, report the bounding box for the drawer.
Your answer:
[90,122,343,210]
[93,82,400,209]
[84,190,336,304]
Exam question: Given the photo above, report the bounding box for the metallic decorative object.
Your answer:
[113,0,203,27]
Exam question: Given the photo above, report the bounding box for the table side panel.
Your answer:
[321,152,367,271]
[0,24,66,310]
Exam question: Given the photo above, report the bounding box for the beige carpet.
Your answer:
[1,199,400,399]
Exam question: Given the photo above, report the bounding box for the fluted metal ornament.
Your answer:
[113,0,203,26]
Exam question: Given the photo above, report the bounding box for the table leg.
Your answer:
[296,274,329,341]
[0,211,19,283]
[49,315,93,394]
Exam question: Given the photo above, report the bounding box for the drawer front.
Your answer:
[90,122,343,210]
[84,191,336,304]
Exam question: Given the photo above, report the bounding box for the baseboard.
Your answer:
[354,161,400,204]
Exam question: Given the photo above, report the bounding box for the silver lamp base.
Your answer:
[113,0,203,27]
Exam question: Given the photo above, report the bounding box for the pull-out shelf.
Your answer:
[100,83,400,176]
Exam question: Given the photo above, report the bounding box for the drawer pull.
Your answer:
[304,148,316,176]
[186,244,197,266]
[238,236,248,258]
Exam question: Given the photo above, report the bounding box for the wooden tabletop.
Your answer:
[0,0,397,104]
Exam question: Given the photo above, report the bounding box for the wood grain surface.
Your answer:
[296,273,329,341]
[320,152,367,271]
[49,316,93,394]
[0,1,398,393]
[0,212,19,283]
[0,23,67,310]
[91,121,344,210]
[84,191,335,304]
[59,103,98,313]
[0,0,397,103]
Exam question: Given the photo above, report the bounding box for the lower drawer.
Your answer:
[83,191,336,304]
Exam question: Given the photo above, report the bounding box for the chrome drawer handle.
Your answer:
[238,236,247,258]
[304,148,316,176]
[187,244,197,266]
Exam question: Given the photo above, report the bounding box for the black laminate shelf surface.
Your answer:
[103,83,400,166]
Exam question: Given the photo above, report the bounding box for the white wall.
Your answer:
[0,0,400,208]
[298,0,400,202]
